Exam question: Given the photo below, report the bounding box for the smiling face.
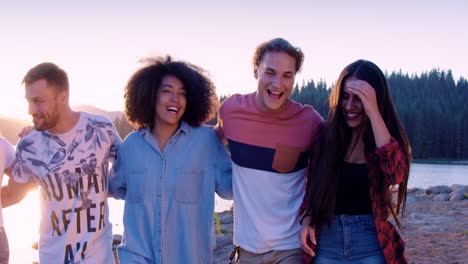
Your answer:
[25,79,64,131]
[254,51,296,113]
[341,77,365,129]
[154,75,187,130]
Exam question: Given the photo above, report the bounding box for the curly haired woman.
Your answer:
[110,56,232,264]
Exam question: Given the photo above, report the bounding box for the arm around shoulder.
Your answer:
[2,176,37,208]
[213,131,232,200]
[108,143,127,200]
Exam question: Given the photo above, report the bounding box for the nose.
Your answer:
[344,96,357,111]
[170,92,178,102]
[28,102,37,116]
[271,76,281,88]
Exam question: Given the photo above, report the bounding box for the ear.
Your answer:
[254,68,259,79]
[59,91,68,104]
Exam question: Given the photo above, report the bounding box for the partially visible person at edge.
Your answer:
[217,38,323,263]
[2,62,121,263]
[299,60,412,264]
[109,56,232,264]
[0,137,15,264]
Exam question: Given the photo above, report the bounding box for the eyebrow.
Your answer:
[265,67,294,75]
[160,84,174,88]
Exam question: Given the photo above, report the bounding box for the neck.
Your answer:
[152,122,180,152]
[345,130,366,163]
[48,107,80,134]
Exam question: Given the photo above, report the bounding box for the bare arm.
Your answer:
[2,166,37,208]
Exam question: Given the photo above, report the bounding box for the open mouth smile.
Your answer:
[166,106,179,113]
[267,89,284,100]
[345,113,361,120]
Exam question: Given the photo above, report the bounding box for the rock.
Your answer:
[408,212,424,220]
[433,194,450,201]
[447,210,461,216]
[408,188,423,194]
[450,184,468,192]
[215,235,233,250]
[220,223,233,235]
[406,196,417,204]
[214,235,234,264]
[414,194,431,201]
[32,241,38,250]
[449,190,466,201]
[426,186,452,195]
[219,213,233,225]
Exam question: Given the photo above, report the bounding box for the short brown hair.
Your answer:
[22,62,69,93]
[252,38,304,73]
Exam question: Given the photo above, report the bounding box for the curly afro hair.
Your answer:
[124,56,217,130]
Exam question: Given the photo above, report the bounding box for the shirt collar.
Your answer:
[139,121,191,137]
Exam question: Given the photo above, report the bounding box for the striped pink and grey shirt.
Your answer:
[218,92,323,253]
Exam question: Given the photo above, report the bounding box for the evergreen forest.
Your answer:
[290,69,468,160]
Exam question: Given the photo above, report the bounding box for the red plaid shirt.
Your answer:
[302,137,408,264]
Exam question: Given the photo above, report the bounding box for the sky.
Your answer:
[0,0,466,119]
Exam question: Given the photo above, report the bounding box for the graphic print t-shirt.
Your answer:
[12,112,121,264]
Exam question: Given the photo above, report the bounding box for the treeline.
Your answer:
[291,69,468,160]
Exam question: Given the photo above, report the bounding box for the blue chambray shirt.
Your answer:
[109,122,232,264]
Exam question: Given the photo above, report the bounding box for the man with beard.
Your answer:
[2,62,121,264]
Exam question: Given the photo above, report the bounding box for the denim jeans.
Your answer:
[313,214,386,264]
[0,227,9,264]
[237,247,303,264]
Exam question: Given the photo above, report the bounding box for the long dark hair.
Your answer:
[305,60,412,231]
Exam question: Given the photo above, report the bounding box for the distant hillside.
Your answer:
[0,117,30,145]
[0,106,125,145]
[72,105,123,121]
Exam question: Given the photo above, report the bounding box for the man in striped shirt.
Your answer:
[217,38,323,264]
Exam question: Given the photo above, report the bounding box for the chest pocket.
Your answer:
[125,168,147,203]
[175,168,204,204]
[272,144,302,173]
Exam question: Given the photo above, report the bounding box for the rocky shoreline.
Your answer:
[211,184,468,264]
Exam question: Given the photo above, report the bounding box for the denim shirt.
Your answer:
[109,122,232,264]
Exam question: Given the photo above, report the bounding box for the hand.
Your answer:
[347,79,392,147]
[299,216,316,256]
[18,126,34,138]
[346,80,380,119]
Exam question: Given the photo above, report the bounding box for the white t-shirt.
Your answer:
[12,112,121,264]
[0,137,15,228]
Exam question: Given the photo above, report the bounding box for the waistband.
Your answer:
[333,214,374,224]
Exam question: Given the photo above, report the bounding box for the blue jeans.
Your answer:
[313,214,386,264]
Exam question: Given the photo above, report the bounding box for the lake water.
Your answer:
[3,163,467,263]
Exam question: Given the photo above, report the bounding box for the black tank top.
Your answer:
[335,162,373,215]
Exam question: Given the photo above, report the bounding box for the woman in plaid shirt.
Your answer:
[300,60,411,264]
